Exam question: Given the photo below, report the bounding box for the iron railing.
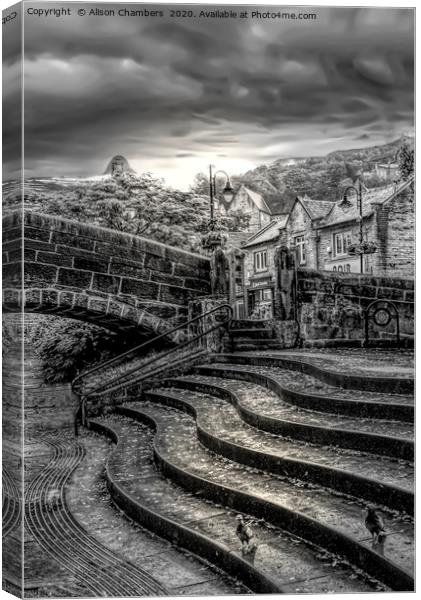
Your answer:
[73,303,233,431]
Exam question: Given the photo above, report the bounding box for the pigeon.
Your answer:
[236,515,257,556]
[365,507,386,544]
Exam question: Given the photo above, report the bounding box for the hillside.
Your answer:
[229,137,413,212]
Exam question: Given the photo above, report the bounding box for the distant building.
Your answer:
[374,162,399,181]
[217,184,287,233]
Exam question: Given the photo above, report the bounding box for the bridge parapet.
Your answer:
[3,212,211,334]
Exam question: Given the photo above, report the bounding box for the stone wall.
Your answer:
[296,269,414,344]
[3,211,211,333]
[373,184,415,278]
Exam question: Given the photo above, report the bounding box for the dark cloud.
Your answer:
[3,3,414,187]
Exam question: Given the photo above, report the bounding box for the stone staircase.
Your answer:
[227,320,284,352]
[85,349,414,593]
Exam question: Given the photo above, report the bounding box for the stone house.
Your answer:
[317,177,414,277]
[240,216,288,318]
[374,162,400,181]
[217,184,287,233]
[279,195,333,270]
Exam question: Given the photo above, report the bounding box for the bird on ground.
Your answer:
[365,507,387,545]
[236,515,257,556]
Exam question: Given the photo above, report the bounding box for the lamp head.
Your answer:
[222,180,235,204]
[338,186,357,213]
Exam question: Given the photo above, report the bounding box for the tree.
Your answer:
[398,141,414,181]
[30,317,126,383]
[190,172,210,195]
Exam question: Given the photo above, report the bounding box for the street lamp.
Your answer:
[338,180,364,273]
[209,165,234,230]
[338,180,376,274]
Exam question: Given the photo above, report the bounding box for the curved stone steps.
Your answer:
[214,353,414,394]
[143,387,413,515]
[66,430,248,597]
[195,363,413,422]
[116,402,413,591]
[89,413,385,594]
[170,375,413,461]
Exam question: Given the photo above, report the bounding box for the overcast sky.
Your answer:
[3,3,414,189]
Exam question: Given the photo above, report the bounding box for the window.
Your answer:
[333,231,352,257]
[263,288,273,301]
[254,250,268,272]
[295,235,306,265]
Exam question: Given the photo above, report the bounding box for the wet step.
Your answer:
[198,363,413,412]
[66,430,247,597]
[215,352,414,394]
[176,374,413,460]
[93,413,384,594]
[118,402,413,589]
[144,386,414,511]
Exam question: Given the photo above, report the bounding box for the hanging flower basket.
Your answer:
[347,241,377,256]
[202,230,226,249]
[361,241,377,254]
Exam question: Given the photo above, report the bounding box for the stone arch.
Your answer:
[3,287,179,342]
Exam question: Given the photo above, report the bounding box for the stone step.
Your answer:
[144,386,413,514]
[169,375,414,461]
[66,430,248,596]
[90,413,389,593]
[229,320,269,329]
[229,328,276,339]
[114,403,413,591]
[213,352,414,394]
[231,341,285,351]
[195,364,414,422]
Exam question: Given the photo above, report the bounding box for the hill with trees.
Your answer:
[191,137,414,214]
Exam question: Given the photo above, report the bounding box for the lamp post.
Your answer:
[208,165,234,230]
[338,180,364,273]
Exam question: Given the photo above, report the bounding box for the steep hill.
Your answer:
[232,137,413,211]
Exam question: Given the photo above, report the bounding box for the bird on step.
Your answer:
[236,515,257,557]
[365,507,387,545]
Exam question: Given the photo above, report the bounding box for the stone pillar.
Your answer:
[274,246,296,320]
[210,247,229,298]
[187,296,229,353]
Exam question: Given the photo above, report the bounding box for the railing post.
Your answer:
[81,396,87,427]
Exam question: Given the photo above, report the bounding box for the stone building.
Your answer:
[279,195,333,270]
[374,162,400,181]
[240,217,288,318]
[236,178,414,311]
[217,184,287,233]
[317,177,414,277]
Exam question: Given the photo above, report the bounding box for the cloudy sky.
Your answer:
[3,3,414,189]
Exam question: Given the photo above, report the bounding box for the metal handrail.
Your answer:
[72,303,232,418]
